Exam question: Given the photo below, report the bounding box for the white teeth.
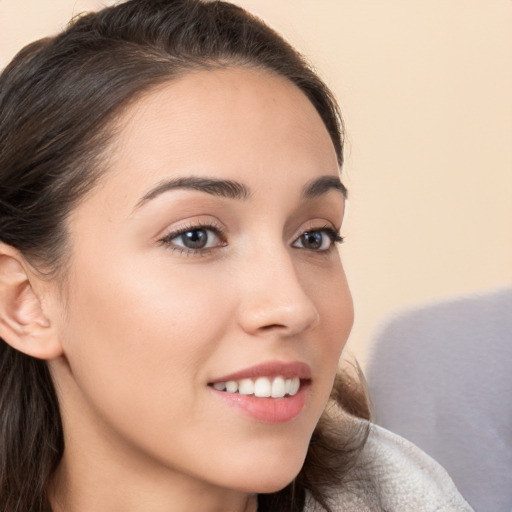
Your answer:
[289,376,300,396]
[225,380,238,393]
[254,377,272,397]
[238,378,254,395]
[271,376,286,398]
[212,375,302,397]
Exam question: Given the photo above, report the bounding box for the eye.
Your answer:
[160,225,225,252]
[292,228,343,252]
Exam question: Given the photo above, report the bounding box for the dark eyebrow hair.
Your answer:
[135,176,251,208]
[302,175,347,199]
[135,173,346,210]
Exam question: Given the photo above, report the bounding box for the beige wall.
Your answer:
[1,1,511,366]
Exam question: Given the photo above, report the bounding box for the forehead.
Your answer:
[88,66,340,216]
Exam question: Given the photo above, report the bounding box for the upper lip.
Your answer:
[209,361,312,384]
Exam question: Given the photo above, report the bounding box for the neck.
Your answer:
[49,453,258,512]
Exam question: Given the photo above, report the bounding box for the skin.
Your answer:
[40,67,354,512]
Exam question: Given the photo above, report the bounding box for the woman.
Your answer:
[0,1,472,511]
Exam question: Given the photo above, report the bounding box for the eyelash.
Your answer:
[158,221,226,255]
[295,227,344,251]
[158,223,344,255]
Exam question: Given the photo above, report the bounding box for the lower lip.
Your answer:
[210,383,309,424]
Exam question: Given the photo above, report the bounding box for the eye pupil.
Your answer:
[302,232,323,250]
[182,229,208,249]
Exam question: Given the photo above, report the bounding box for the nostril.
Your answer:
[261,323,285,331]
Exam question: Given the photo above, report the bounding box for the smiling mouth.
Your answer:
[209,376,305,398]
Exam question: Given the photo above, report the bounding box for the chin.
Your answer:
[249,472,302,495]
[233,470,303,495]
[222,441,309,495]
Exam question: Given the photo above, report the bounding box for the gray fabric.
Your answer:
[366,288,512,512]
[305,418,473,511]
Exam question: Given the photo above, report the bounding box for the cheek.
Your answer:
[305,257,353,350]
[59,253,228,426]
[300,259,354,408]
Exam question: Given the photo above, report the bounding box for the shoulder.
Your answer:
[306,418,474,512]
[356,423,474,511]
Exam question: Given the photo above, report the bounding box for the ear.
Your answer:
[0,244,63,360]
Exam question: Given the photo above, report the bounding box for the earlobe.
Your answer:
[0,245,62,360]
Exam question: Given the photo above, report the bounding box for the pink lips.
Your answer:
[209,361,312,384]
[209,361,311,424]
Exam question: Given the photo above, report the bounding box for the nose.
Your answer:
[236,249,320,338]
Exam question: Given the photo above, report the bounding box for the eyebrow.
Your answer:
[135,174,346,209]
[302,175,347,199]
[135,176,251,209]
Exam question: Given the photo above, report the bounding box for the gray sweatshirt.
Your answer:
[305,419,473,511]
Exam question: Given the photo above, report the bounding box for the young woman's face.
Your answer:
[50,67,353,500]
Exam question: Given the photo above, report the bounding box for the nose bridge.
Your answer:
[237,241,320,337]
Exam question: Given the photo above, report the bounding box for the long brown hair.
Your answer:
[0,1,370,511]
